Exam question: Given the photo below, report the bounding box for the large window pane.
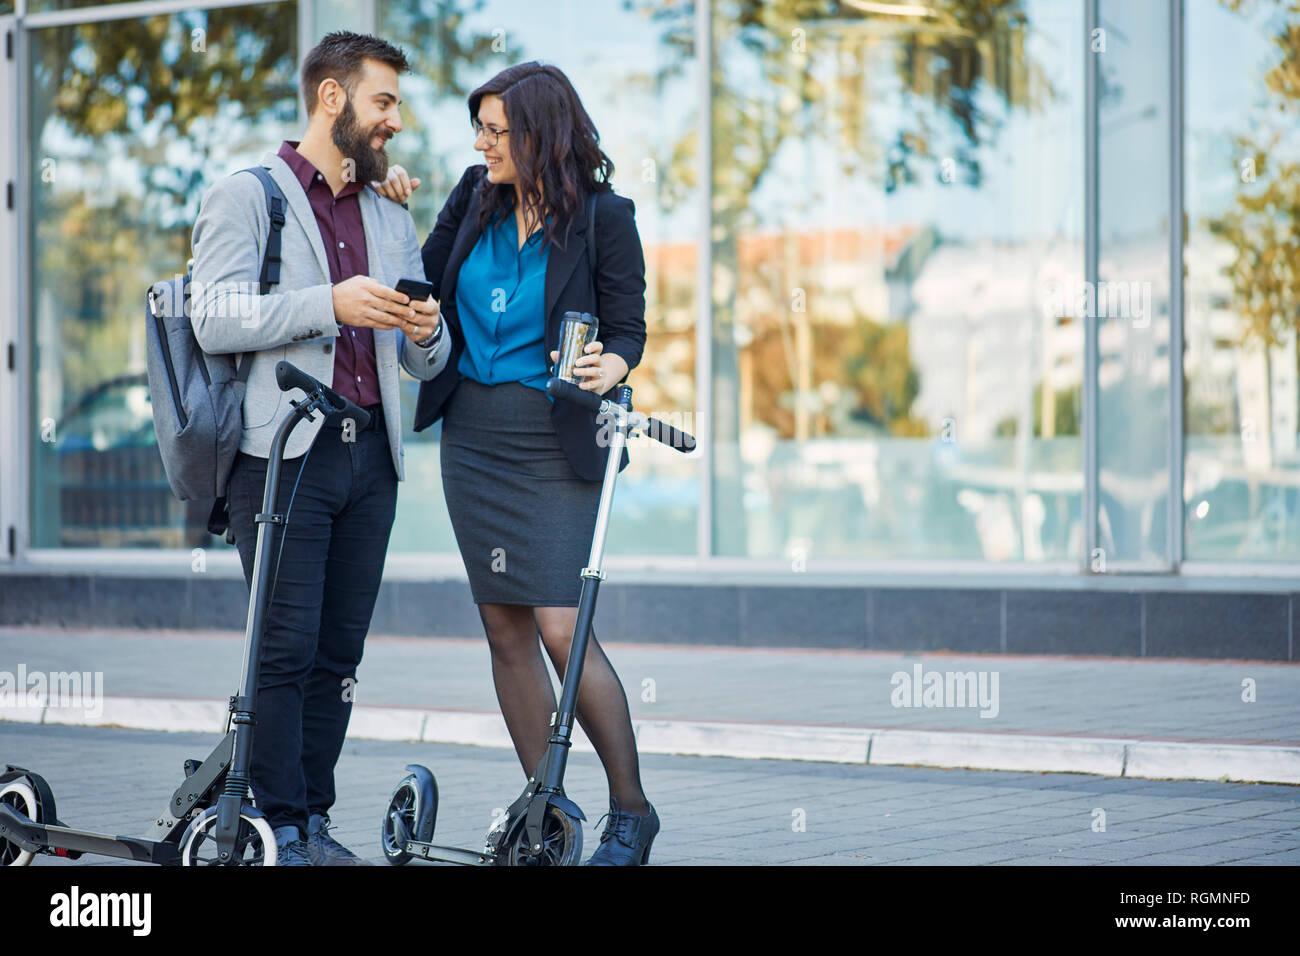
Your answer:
[1184,0,1300,560]
[709,0,1084,561]
[1093,0,1173,568]
[29,4,299,547]
[377,0,700,556]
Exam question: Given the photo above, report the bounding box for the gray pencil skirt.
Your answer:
[440,378,602,607]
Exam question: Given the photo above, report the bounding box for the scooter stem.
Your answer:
[227,397,322,790]
[536,385,632,795]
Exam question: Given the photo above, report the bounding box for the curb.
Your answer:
[5,696,1299,785]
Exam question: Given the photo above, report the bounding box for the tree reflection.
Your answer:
[377,0,509,227]
[1198,0,1300,556]
[1204,1,1300,452]
[672,0,1043,431]
[635,0,1055,554]
[29,3,503,546]
[30,6,300,546]
[31,5,298,406]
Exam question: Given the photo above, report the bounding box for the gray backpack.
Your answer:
[144,167,285,533]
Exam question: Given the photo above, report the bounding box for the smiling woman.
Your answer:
[370,59,660,865]
[467,66,614,255]
[374,0,700,559]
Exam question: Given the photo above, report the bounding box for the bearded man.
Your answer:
[189,31,446,866]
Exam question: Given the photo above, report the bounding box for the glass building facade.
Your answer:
[2,0,1299,587]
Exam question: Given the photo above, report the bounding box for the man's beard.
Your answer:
[332,96,389,184]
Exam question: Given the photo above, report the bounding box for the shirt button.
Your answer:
[338,241,345,248]
[356,376,362,383]
[316,173,322,180]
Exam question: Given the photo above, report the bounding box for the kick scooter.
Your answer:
[379,374,697,866]
[0,361,371,866]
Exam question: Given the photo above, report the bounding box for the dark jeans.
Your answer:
[226,406,396,836]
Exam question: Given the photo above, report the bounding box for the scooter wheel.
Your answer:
[0,780,40,867]
[502,806,583,867]
[180,805,277,866]
[380,777,419,865]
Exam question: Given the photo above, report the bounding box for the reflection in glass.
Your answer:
[1185,0,1300,560]
[1094,0,1172,568]
[377,0,700,555]
[28,4,299,547]
[26,0,122,12]
[707,0,1083,561]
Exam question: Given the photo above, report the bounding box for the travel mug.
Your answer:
[556,311,599,385]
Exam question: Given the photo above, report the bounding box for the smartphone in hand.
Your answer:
[395,277,435,302]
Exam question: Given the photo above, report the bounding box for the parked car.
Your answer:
[44,373,213,547]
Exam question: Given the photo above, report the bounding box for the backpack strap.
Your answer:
[234,166,287,382]
[240,166,286,295]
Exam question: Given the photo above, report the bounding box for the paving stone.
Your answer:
[6,722,1296,867]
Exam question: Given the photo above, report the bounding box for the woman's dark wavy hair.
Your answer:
[468,62,614,251]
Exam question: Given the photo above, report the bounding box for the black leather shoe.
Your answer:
[585,797,659,866]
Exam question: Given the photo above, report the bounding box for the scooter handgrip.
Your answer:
[546,376,604,412]
[329,391,371,430]
[644,416,697,453]
[276,360,371,429]
[275,360,325,397]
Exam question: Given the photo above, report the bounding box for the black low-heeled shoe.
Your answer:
[584,797,659,866]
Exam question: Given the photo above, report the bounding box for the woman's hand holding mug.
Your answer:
[549,340,629,393]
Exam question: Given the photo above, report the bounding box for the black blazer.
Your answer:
[413,164,648,481]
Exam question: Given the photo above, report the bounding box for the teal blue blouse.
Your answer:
[454,212,551,395]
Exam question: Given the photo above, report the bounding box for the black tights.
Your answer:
[477,602,649,816]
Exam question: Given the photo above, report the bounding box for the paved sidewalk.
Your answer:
[1,627,1298,783]
[5,723,1298,866]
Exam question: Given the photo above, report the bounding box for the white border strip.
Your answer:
[7,696,1298,784]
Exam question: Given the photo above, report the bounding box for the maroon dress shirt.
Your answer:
[277,140,381,408]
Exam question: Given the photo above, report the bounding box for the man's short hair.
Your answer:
[300,31,410,116]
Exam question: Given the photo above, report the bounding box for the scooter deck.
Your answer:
[0,805,183,865]
[400,840,495,866]
[3,368,368,869]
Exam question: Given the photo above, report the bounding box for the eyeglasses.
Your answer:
[472,118,510,147]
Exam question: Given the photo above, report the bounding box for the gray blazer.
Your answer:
[189,149,448,479]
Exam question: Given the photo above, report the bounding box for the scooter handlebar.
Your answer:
[545,376,604,412]
[640,415,697,453]
[545,376,696,453]
[275,360,371,430]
